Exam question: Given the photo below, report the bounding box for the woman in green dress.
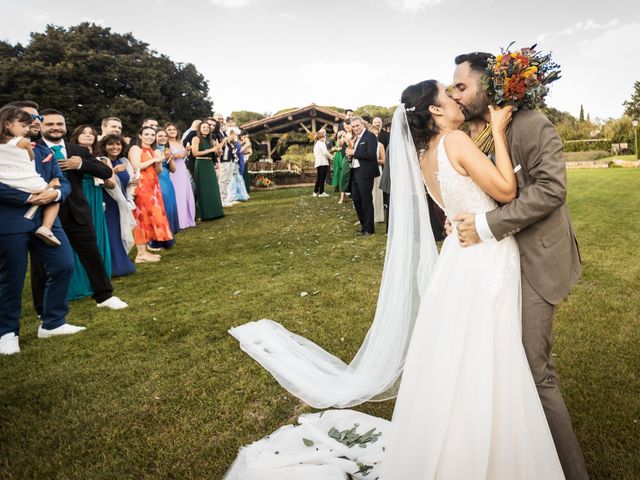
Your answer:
[67,125,112,300]
[331,131,346,202]
[191,121,224,220]
[338,130,352,204]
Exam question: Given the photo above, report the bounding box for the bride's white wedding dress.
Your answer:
[226,106,564,479]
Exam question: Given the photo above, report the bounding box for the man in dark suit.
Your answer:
[345,117,379,235]
[0,101,85,355]
[32,109,128,311]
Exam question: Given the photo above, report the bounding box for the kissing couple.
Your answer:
[226,51,587,479]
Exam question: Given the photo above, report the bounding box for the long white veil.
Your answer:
[228,105,438,408]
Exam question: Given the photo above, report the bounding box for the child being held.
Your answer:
[0,107,62,246]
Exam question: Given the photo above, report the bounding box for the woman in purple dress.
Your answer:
[166,123,196,229]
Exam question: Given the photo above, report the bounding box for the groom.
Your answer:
[450,52,587,480]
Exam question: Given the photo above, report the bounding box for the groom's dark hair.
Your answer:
[454,52,494,73]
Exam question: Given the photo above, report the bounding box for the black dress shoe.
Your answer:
[359,231,374,236]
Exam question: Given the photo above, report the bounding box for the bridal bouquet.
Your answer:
[475,42,561,154]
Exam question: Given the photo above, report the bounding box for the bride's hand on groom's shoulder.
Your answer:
[489,105,513,132]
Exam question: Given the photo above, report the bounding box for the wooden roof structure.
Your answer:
[240,104,346,136]
[240,104,345,159]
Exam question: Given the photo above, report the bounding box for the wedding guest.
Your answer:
[99,116,123,140]
[0,107,61,246]
[182,119,201,184]
[150,128,179,249]
[369,125,386,224]
[96,135,136,277]
[142,118,159,130]
[213,113,234,202]
[181,119,201,142]
[240,131,252,193]
[225,129,250,204]
[372,117,389,150]
[339,121,354,193]
[0,101,83,355]
[373,117,390,229]
[128,126,173,263]
[191,120,224,221]
[68,125,112,300]
[332,131,349,204]
[338,109,354,132]
[346,117,378,235]
[313,130,332,198]
[65,125,113,299]
[32,110,127,309]
[166,123,196,229]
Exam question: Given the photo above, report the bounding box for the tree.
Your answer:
[579,104,585,122]
[623,81,640,119]
[232,110,266,126]
[354,105,395,125]
[0,23,213,134]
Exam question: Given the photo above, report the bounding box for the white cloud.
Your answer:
[387,0,444,11]
[538,18,620,41]
[209,0,252,7]
[546,19,640,119]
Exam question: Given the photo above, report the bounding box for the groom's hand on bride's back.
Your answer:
[452,214,481,247]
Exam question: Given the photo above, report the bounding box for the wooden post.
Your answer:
[311,117,317,133]
[265,136,272,160]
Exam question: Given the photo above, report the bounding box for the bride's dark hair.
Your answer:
[401,80,440,151]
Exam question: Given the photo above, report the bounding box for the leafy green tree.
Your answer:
[579,104,585,122]
[354,105,395,125]
[233,110,266,126]
[623,81,640,119]
[603,116,634,145]
[0,23,213,134]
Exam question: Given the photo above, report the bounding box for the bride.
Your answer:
[226,80,564,479]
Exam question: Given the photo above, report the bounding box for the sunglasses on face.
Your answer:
[30,113,44,122]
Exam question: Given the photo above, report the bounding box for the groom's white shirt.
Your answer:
[476,214,494,241]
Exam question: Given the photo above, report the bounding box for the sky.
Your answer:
[1,0,639,121]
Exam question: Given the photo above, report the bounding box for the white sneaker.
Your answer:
[97,296,128,310]
[0,332,20,355]
[312,193,318,197]
[318,193,330,197]
[38,323,86,339]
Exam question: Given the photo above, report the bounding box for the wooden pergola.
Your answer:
[240,104,345,159]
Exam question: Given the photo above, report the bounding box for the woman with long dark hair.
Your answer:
[96,134,136,277]
[166,123,196,229]
[128,126,173,263]
[66,125,111,299]
[191,120,224,220]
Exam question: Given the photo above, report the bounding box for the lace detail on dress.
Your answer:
[436,135,497,219]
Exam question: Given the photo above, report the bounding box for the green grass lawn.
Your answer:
[1,169,638,479]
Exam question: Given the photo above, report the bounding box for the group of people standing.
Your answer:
[313,109,390,236]
[0,101,251,355]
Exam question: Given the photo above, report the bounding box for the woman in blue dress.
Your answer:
[224,129,250,204]
[97,134,137,277]
[149,128,179,249]
[67,125,112,300]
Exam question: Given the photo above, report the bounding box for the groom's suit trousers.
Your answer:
[521,273,589,480]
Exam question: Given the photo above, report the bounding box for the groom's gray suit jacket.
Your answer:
[486,109,581,305]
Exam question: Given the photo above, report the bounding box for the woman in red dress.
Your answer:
[128,126,173,263]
